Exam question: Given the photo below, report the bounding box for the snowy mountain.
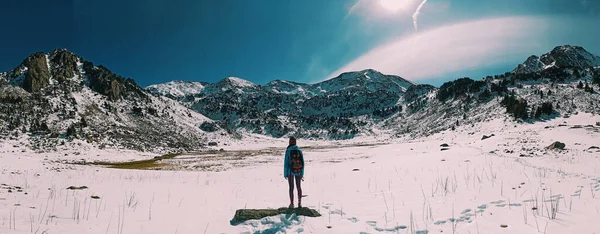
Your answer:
[512,55,545,74]
[147,69,414,139]
[0,49,232,153]
[146,80,207,100]
[2,45,599,152]
[263,80,313,97]
[541,45,600,68]
[513,45,600,74]
[263,69,413,97]
[317,69,413,94]
[148,45,600,141]
[203,77,261,95]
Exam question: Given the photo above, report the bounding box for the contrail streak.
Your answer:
[412,0,428,31]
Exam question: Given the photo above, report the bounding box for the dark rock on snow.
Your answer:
[481,134,495,140]
[230,207,321,225]
[546,141,566,150]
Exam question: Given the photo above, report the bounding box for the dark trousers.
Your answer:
[287,175,302,204]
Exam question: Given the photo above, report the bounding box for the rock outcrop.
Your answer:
[230,207,321,225]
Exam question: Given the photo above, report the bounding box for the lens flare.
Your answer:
[379,0,409,13]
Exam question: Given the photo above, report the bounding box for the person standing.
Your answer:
[284,137,304,208]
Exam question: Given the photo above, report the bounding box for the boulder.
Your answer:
[230,207,321,225]
[208,142,218,146]
[481,134,495,140]
[546,141,566,150]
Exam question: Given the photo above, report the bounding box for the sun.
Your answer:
[379,0,409,13]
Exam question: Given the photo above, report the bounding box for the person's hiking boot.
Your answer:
[298,200,302,208]
[288,203,294,209]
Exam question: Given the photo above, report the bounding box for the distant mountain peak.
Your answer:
[513,55,544,74]
[551,45,585,53]
[321,69,414,94]
[50,48,75,55]
[146,80,206,98]
[220,77,257,87]
[514,45,600,74]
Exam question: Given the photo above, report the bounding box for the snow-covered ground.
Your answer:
[1,113,600,234]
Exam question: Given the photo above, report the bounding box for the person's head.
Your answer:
[289,136,296,146]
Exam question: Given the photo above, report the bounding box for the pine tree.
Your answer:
[585,85,590,92]
[519,99,529,119]
[577,81,584,89]
[541,102,553,115]
[67,125,77,136]
[574,68,581,79]
[593,70,600,85]
[585,82,593,93]
[535,107,542,119]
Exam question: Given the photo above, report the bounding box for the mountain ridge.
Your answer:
[2,45,600,153]
[147,44,600,139]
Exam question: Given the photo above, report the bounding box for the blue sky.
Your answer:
[1,0,599,87]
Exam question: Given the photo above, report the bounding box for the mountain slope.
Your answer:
[147,69,414,139]
[0,49,231,153]
[148,45,600,140]
[146,80,207,100]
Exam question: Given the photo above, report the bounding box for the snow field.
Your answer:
[0,113,599,233]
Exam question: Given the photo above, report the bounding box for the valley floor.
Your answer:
[1,113,600,234]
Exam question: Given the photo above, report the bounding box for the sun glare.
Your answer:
[379,0,408,13]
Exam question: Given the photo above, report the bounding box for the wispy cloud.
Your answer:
[412,0,428,31]
[326,16,548,82]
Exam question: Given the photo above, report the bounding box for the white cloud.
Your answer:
[326,16,549,81]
